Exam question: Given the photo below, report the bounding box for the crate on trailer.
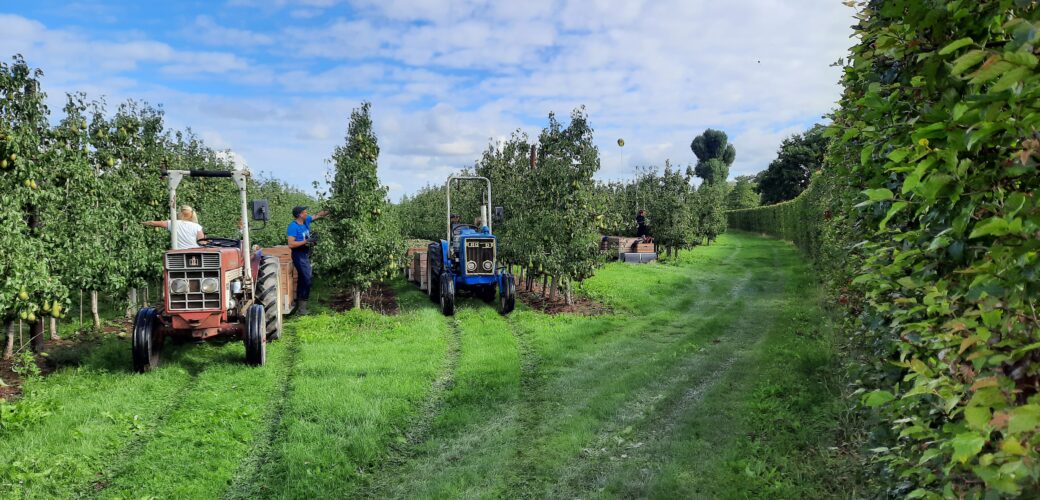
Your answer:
[601,236,645,260]
[419,254,429,291]
[622,252,658,264]
[258,246,297,314]
[412,252,429,290]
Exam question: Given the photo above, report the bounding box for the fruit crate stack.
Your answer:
[403,241,429,272]
[600,236,656,263]
[411,252,429,291]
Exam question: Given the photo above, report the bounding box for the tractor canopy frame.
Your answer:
[445,175,493,242]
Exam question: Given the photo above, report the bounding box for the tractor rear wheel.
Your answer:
[256,256,283,341]
[439,272,455,316]
[132,307,162,373]
[428,252,440,303]
[499,274,516,315]
[245,304,266,366]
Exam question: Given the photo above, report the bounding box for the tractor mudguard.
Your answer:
[438,240,451,269]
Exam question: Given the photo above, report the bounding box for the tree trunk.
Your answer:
[353,287,361,310]
[126,287,138,318]
[549,275,559,302]
[91,290,101,329]
[144,284,150,307]
[30,320,44,353]
[565,278,572,306]
[79,289,84,330]
[3,320,13,360]
[50,317,59,340]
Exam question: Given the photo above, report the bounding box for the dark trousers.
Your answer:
[292,250,313,301]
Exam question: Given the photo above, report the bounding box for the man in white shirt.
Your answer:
[142,205,206,250]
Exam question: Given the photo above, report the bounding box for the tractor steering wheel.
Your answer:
[452,224,478,237]
[196,237,241,248]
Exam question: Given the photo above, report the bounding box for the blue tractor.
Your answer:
[427,175,516,316]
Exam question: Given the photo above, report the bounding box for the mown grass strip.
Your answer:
[594,236,857,498]
[0,339,206,497]
[368,301,521,499]
[257,303,449,498]
[224,324,302,500]
[97,340,285,498]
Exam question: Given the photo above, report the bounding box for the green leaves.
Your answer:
[951,50,987,76]
[968,218,1009,239]
[970,59,1015,85]
[857,188,895,208]
[864,390,895,407]
[1008,405,1040,434]
[939,37,974,55]
[316,104,401,292]
[879,201,907,229]
[949,433,986,464]
[734,2,1040,497]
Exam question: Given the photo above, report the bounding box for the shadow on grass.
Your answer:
[45,334,248,377]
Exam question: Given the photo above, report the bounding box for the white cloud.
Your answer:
[1,1,855,201]
[189,16,274,47]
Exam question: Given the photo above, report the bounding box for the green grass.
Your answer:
[0,232,860,498]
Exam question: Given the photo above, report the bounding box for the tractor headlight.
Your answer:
[170,279,189,294]
[483,260,493,271]
[467,261,477,272]
[200,278,219,294]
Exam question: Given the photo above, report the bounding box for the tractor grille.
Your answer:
[167,252,221,311]
[463,238,496,276]
[166,253,220,270]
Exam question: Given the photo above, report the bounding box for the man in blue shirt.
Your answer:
[287,206,329,314]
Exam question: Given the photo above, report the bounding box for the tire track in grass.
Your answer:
[366,303,522,499]
[500,274,739,497]
[0,341,199,498]
[224,327,302,500]
[561,239,795,496]
[78,344,214,497]
[96,341,289,499]
[505,310,544,495]
[355,314,463,497]
[256,305,452,498]
[400,316,463,447]
[506,237,773,496]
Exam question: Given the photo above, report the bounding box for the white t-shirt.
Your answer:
[167,220,204,250]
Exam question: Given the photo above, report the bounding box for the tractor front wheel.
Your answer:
[132,307,162,373]
[439,272,455,316]
[499,274,516,315]
[245,304,267,366]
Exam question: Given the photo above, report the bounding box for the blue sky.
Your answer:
[1,0,854,200]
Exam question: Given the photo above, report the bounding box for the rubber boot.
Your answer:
[298,300,309,316]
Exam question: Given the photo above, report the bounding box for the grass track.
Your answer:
[0,232,858,498]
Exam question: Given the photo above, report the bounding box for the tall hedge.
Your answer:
[731,1,1040,496]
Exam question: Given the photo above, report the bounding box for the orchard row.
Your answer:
[0,56,313,345]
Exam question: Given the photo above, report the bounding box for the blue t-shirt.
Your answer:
[287,216,313,253]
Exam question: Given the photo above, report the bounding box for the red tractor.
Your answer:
[132,169,297,372]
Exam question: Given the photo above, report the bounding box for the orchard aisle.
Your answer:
[0,233,858,498]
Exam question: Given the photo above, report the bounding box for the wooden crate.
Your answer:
[412,252,429,290]
[601,236,644,257]
[634,242,655,253]
[258,246,297,314]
